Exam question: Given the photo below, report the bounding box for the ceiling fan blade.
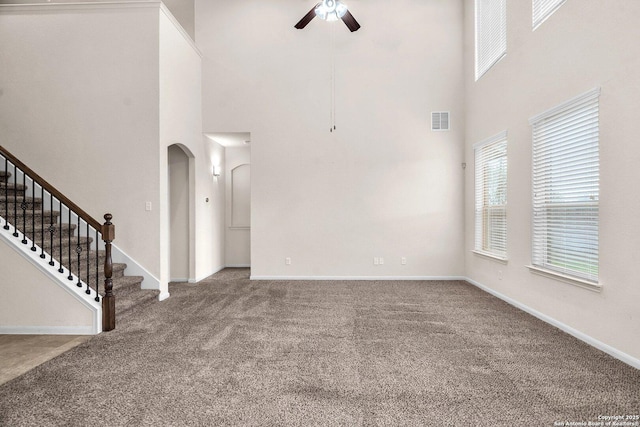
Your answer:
[341,10,361,32]
[295,3,321,29]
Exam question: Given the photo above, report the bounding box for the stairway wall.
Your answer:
[0,237,97,334]
[0,3,162,282]
[0,3,221,300]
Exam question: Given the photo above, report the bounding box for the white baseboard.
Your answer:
[464,277,640,370]
[188,265,226,283]
[226,264,250,268]
[250,275,467,281]
[0,325,97,335]
[111,243,160,291]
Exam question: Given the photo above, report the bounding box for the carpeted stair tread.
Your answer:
[2,173,153,328]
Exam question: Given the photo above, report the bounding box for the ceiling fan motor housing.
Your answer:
[315,0,348,21]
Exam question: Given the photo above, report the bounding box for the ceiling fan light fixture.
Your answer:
[315,0,348,22]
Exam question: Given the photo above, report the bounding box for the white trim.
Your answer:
[170,277,189,283]
[111,243,159,291]
[187,265,226,283]
[472,250,508,264]
[473,130,508,150]
[225,264,251,268]
[159,3,201,58]
[526,265,602,292]
[0,218,101,334]
[158,291,170,301]
[464,277,640,370]
[0,1,161,13]
[250,275,467,281]
[528,87,601,125]
[532,0,567,31]
[0,325,96,335]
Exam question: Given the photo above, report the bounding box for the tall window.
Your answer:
[474,131,508,259]
[530,88,600,284]
[475,0,507,81]
[533,0,566,30]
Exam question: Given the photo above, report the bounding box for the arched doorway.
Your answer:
[168,144,193,281]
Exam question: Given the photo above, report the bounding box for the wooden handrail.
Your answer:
[0,144,116,331]
[0,145,102,231]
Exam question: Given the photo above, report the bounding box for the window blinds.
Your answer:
[533,0,566,30]
[530,88,600,283]
[475,0,507,80]
[474,131,508,258]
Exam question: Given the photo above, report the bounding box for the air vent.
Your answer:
[431,112,450,131]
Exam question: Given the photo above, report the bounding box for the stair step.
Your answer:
[0,196,43,210]
[0,172,154,326]
[3,210,61,225]
[0,182,27,196]
[12,222,77,239]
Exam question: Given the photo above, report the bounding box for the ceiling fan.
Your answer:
[295,0,361,32]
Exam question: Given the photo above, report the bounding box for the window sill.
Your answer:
[472,250,508,264]
[526,265,602,293]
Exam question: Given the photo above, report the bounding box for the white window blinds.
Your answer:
[474,131,508,259]
[533,0,566,30]
[530,88,600,283]
[475,0,507,81]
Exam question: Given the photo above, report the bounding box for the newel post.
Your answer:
[102,213,115,331]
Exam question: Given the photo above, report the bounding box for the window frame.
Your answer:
[473,131,508,261]
[528,87,601,289]
[532,0,567,30]
[475,0,507,81]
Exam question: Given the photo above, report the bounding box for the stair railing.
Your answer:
[0,145,115,331]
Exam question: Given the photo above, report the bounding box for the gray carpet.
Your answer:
[0,268,638,426]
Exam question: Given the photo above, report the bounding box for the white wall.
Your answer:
[0,238,96,334]
[224,146,251,267]
[0,3,223,305]
[159,6,224,289]
[463,0,640,361]
[0,3,162,279]
[197,0,466,278]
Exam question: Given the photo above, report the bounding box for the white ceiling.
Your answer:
[205,132,251,148]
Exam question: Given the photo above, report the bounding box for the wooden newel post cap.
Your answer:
[102,213,115,241]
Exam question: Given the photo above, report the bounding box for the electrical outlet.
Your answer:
[145,201,152,211]
[374,257,379,265]
[401,257,407,265]
[498,270,503,280]
[379,257,384,265]
[285,257,292,265]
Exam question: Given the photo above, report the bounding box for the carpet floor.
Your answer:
[0,268,638,426]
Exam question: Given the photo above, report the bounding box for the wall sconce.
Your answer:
[213,165,221,177]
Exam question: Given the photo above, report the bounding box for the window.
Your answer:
[530,88,600,284]
[474,131,508,259]
[533,0,566,30]
[475,0,507,80]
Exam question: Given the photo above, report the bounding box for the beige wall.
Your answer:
[0,239,96,334]
[197,0,466,278]
[0,3,222,305]
[463,0,640,360]
[0,3,162,278]
[159,7,224,289]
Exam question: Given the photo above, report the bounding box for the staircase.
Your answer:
[0,165,158,328]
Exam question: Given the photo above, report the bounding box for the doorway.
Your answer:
[168,144,191,281]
